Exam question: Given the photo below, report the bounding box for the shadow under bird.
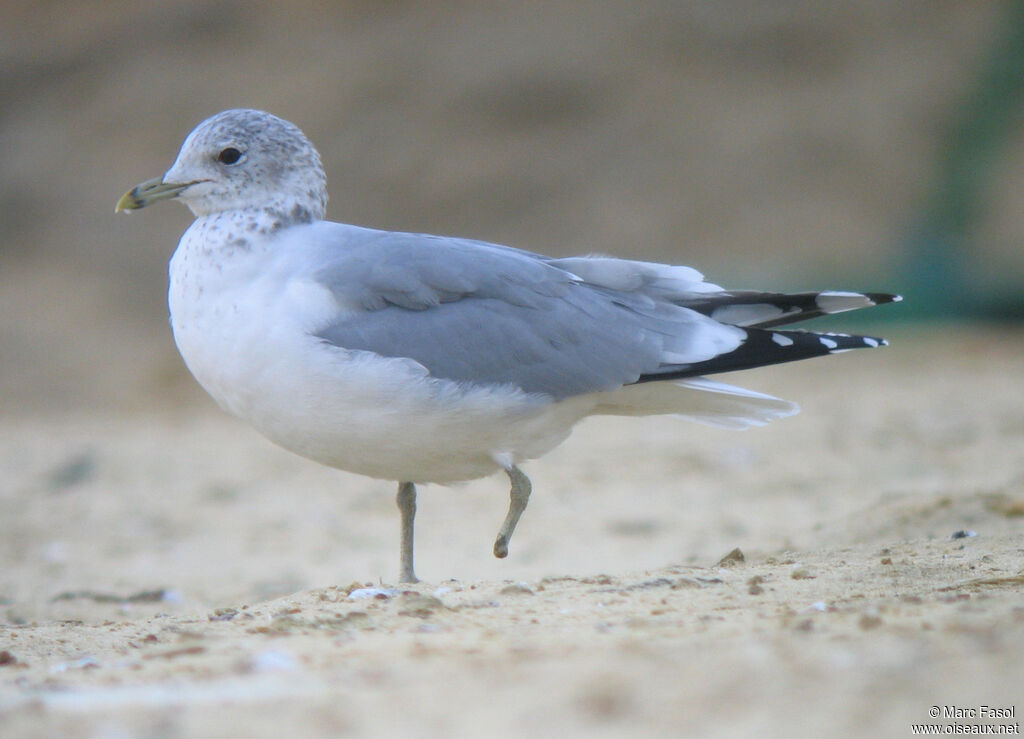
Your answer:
[117,109,899,583]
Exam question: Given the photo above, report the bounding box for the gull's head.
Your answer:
[116,109,327,221]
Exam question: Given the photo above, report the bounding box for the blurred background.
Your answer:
[2,0,1022,415]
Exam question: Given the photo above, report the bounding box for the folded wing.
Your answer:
[305,225,895,405]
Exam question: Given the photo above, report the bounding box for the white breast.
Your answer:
[167,217,584,484]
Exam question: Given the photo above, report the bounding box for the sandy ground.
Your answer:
[2,328,1023,737]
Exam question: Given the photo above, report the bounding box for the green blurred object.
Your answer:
[902,0,1024,320]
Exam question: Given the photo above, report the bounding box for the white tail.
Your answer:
[591,376,799,429]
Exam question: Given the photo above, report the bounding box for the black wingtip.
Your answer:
[686,290,903,330]
[866,292,902,306]
[635,327,890,384]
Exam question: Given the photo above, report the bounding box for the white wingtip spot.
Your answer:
[816,291,872,314]
[712,304,792,327]
[820,337,839,350]
[771,332,795,347]
[863,337,879,348]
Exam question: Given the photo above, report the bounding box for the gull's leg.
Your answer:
[493,465,532,558]
[396,481,419,583]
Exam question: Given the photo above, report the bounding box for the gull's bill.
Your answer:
[115,177,199,213]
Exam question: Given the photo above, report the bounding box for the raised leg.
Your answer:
[493,465,532,559]
[396,481,419,583]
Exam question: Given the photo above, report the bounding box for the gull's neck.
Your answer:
[182,201,315,254]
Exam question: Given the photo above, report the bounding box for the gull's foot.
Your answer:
[493,535,510,559]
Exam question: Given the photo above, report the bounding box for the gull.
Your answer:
[117,109,899,583]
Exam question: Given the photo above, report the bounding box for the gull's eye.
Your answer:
[217,147,243,165]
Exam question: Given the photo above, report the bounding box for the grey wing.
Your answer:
[308,228,737,399]
[319,297,652,398]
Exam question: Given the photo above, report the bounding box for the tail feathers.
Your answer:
[636,326,888,384]
[682,290,901,329]
[593,376,798,429]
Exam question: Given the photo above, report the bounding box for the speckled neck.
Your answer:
[183,204,309,259]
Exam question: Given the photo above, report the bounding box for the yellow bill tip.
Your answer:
[113,177,195,213]
[115,189,141,213]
